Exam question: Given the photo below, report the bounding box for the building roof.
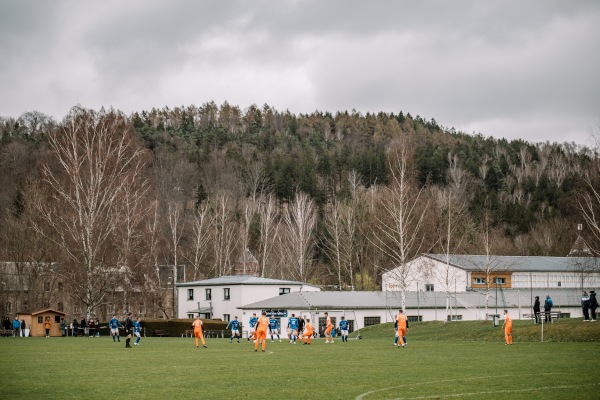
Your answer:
[422,254,599,273]
[239,288,587,310]
[176,275,319,288]
[17,308,67,316]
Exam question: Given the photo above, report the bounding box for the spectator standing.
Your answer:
[72,319,79,337]
[12,317,20,337]
[589,290,598,322]
[20,320,26,337]
[3,317,11,330]
[582,291,590,321]
[544,294,553,322]
[95,317,100,337]
[80,318,86,336]
[44,317,51,337]
[88,318,95,337]
[60,318,66,336]
[533,296,541,324]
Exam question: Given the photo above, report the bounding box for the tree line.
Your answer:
[0,104,599,318]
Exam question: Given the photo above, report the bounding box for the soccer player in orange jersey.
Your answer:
[254,311,269,352]
[395,309,408,348]
[324,312,334,343]
[302,319,315,345]
[192,316,207,348]
[503,309,513,345]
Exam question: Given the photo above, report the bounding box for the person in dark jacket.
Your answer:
[80,318,86,336]
[582,291,590,321]
[533,296,541,323]
[72,319,79,337]
[589,291,598,322]
[544,294,553,322]
[20,320,26,337]
[123,313,134,348]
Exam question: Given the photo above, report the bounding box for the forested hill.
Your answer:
[1,103,599,288]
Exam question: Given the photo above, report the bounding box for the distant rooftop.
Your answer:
[239,288,588,310]
[422,254,599,272]
[176,275,318,288]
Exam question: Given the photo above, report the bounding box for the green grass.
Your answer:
[1,320,598,400]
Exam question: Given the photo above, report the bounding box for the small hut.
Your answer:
[17,308,67,337]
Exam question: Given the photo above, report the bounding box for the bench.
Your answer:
[181,329,195,338]
[537,311,561,323]
[152,330,169,337]
[0,329,14,337]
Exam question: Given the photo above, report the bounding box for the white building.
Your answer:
[382,254,600,293]
[175,275,320,323]
[239,288,588,329]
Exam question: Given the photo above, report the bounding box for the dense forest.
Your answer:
[1,103,599,314]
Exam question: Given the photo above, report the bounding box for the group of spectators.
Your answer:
[2,316,26,336]
[68,317,102,337]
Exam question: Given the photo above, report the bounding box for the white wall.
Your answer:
[177,283,319,321]
[383,257,468,293]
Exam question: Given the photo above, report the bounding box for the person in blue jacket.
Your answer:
[226,317,241,343]
[269,316,281,342]
[247,313,258,342]
[12,317,20,337]
[133,317,142,346]
[108,314,123,342]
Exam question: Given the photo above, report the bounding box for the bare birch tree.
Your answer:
[282,192,317,282]
[212,194,238,276]
[256,194,280,277]
[182,202,213,280]
[374,143,429,311]
[32,108,149,319]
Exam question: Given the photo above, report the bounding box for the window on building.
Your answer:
[57,302,64,312]
[223,314,230,322]
[474,278,486,285]
[447,315,463,321]
[108,304,114,314]
[6,302,12,313]
[425,284,434,292]
[187,314,194,319]
[205,289,212,301]
[407,315,422,322]
[279,288,291,295]
[74,304,81,314]
[38,316,43,324]
[187,289,194,301]
[23,300,28,309]
[139,303,146,315]
[43,301,49,308]
[223,288,230,300]
[54,315,61,323]
[558,281,561,287]
[44,282,50,292]
[58,282,63,291]
[493,277,506,285]
[364,316,381,327]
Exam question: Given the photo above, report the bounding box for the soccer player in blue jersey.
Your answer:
[108,314,123,342]
[226,317,241,343]
[269,316,281,342]
[288,314,299,344]
[133,317,142,346]
[339,316,349,342]
[247,313,258,342]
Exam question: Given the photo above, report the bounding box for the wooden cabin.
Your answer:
[17,308,67,337]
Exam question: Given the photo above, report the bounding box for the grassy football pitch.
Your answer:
[1,321,598,399]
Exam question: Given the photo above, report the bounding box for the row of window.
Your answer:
[473,277,506,285]
[186,287,291,301]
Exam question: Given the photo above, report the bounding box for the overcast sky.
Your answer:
[1,0,599,145]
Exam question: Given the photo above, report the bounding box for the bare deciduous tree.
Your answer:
[32,108,149,319]
[374,143,429,312]
[282,192,317,282]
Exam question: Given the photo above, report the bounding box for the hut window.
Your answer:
[38,316,43,323]
[54,316,61,323]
